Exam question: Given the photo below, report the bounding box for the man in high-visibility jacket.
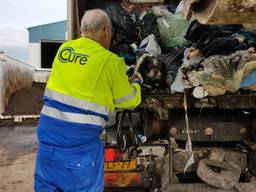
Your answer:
[34,9,142,192]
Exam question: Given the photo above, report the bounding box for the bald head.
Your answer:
[80,9,112,48]
[81,9,111,36]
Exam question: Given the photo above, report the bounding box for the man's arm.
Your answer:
[109,56,141,109]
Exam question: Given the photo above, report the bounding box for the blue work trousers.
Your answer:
[34,142,104,192]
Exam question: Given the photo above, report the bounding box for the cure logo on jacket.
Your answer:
[58,47,89,65]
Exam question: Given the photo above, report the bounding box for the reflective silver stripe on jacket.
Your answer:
[114,85,137,105]
[44,89,109,116]
[41,105,106,127]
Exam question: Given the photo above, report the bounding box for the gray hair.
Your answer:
[80,9,112,37]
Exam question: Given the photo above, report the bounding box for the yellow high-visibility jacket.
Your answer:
[40,37,141,132]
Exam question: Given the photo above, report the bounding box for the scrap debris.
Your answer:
[131,6,256,96]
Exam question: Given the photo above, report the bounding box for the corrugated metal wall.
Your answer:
[28,20,67,43]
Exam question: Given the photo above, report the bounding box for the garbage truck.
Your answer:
[1,0,256,191]
[68,0,256,191]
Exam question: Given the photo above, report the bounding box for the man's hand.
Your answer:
[129,72,143,85]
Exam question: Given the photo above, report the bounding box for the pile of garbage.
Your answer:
[107,2,256,98]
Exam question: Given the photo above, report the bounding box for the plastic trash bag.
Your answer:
[157,47,185,86]
[170,47,201,93]
[105,2,138,65]
[151,6,192,51]
[170,57,199,93]
[105,3,138,46]
[240,70,256,89]
[137,12,161,46]
[139,34,162,56]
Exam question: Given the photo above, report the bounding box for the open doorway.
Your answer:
[41,40,64,68]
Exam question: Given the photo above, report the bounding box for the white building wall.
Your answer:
[28,43,41,68]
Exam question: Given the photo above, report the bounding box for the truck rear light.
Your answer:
[105,148,129,161]
[105,148,116,161]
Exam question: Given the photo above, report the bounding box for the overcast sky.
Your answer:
[0,0,67,62]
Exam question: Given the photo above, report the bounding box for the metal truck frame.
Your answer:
[67,0,256,191]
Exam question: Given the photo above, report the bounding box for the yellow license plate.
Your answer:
[104,159,137,171]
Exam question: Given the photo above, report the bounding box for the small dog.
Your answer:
[135,53,166,88]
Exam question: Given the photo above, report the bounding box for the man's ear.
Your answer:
[102,25,110,40]
[103,25,108,36]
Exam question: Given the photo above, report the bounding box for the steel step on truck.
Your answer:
[65,0,256,191]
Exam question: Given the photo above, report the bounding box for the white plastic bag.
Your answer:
[139,34,162,56]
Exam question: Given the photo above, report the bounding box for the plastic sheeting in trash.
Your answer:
[139,34,162,56]
[0,54,34,114]
[151,6,192,50]
[186,50,256,96]
[170,56,200,93]
[240,70,256,89]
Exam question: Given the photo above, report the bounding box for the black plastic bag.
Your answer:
[105,3,138,46]
[137,13,161,46]
[157,47,185,86]
[104,3,139,65]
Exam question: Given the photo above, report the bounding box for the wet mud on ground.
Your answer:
[3,83,45,116]
[0,125,37,192]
